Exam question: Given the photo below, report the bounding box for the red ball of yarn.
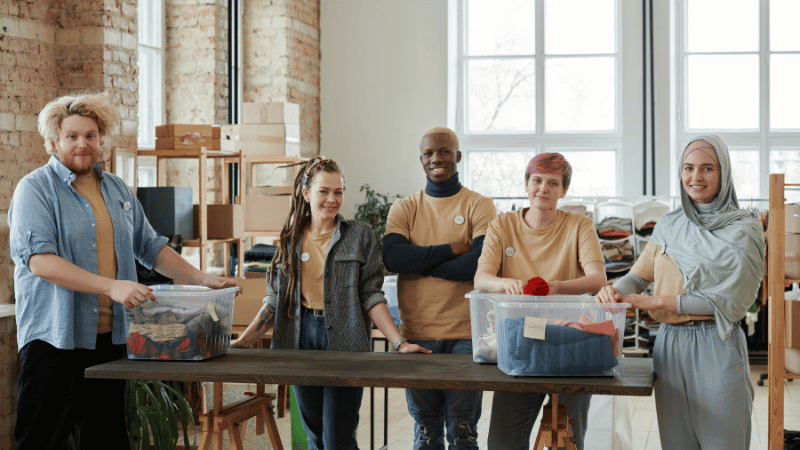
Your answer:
[523,276,550,296]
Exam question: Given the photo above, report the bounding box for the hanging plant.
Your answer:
[127,379,196,450]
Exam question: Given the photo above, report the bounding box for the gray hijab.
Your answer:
[650,135,766,341]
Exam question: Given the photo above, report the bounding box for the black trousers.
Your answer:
[15,334,129,450]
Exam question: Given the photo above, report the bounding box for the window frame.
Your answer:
[137,0,166,150]
[450,0,646,203]
[673,0,800,199]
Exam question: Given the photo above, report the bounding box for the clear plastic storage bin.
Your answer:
[494,299,630,376]
[125,285,238,360]
[466,291,595,363]
[383,275,400,327]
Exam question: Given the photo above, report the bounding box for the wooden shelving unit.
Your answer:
[135,147,245,276]
[767,173,800,450]
[233,154,307,239]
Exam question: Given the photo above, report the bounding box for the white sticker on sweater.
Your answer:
[505,247,515,257]
[454,215,465,225]
[301,252,310,262]
[524,316,546,340]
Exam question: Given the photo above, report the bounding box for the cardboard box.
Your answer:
[244,269,267,279]
[220,124,300,142]
[193,204,244,239]
[787,348,800,375]
[226,277,268,327]
[155,136,219,150]
[136,187,193,241]
[221,139,300,157]
[786,233,800,279]
[787,298,800,349]
[787,204,800,234]
[249,186,294,196]
[244,194,291,232]
[155,124,213,138]
[242,102,300,125]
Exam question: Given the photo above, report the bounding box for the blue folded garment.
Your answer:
[501,318,618,376]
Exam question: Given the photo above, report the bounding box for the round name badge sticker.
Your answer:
[301,252,311,262]
[454,215,465,225]
[123,201,131,211]
[505,247,515,257]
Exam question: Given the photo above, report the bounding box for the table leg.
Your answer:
[532,394,577,450]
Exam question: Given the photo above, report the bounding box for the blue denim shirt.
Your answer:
[8,155,168,351]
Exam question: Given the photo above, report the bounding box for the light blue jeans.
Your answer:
[293,309,363,450]
[405,339,482,449]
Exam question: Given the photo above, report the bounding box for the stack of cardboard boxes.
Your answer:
[224,102,299,235]
[221,102,300,157]
[155,124,220,150]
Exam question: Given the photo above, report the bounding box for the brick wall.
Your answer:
[243,0,320,157]
[1,0,139,444]
[164,0,230,266]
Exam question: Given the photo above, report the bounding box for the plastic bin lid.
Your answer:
[464,290,595,303]
[494,300,630,311]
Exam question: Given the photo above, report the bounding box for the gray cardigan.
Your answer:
[266,216,387,352]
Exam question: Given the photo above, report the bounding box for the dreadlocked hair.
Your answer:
[270,157,343,319]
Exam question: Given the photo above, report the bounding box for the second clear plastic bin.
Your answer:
[465,291,595,363]
[494,299,630,376]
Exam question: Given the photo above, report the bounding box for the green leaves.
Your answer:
[354,184,399,259]
[127,380,196,450]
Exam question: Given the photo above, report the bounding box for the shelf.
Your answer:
[135,146,245,277]
[137,149,239,158]
[182,238,240,247]
[244,230,281,238]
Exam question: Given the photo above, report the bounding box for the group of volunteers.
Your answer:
[9,91,765,450]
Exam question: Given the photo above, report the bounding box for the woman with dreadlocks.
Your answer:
[232,157,429,449]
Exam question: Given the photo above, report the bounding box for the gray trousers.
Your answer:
[654,322,753,450]
[487,391,591,450]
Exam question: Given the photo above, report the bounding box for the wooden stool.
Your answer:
[532,394,577,450]
[197,382,284,450]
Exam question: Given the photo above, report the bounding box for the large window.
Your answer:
[677,0,800,201]
[453,0,644,210]
[137,0,164,150]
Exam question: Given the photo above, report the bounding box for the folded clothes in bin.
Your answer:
[502,318,618,376]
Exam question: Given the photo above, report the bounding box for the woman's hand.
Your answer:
[230,338,254,349]
[621,292,662,311]
[596,285,622,304]
[501,279,526,295]
[397,342,432,354]
[109,280,155,309]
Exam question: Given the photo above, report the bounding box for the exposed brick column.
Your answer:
[1,0,137,444]
[164,0,229,266]
[243,0,320,157]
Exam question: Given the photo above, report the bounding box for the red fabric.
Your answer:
[523,277,550,296]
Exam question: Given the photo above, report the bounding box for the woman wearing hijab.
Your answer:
[596,135,765,449]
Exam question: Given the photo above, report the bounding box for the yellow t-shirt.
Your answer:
[300,227,334,311]
[630,241,713,323]
[384,186,496,340]
[72,172,117,334]
[479,208,604,282]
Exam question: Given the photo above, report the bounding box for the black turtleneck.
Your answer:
[425,173,462,198]
[382,171,486,282]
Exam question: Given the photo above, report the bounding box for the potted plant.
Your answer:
[354,184,400,262]
[126,379,196,450]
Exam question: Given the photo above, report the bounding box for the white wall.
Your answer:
[320,0,448,219]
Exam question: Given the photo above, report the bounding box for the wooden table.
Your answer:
[86,349,654,449]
